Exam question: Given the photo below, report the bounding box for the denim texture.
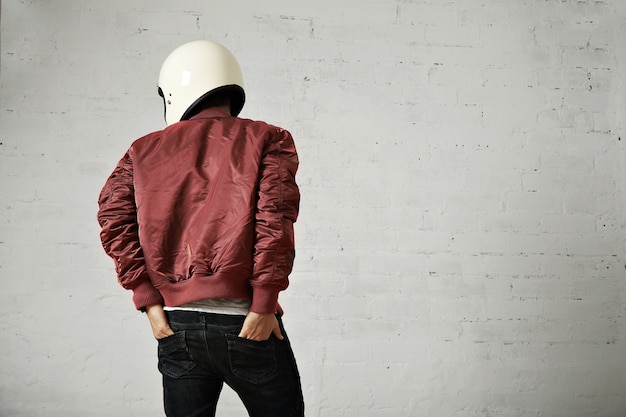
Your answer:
[158,310,304,417]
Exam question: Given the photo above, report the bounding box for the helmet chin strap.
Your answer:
[158,87,168,124]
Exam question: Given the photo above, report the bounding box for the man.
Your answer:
[97,40,304,417]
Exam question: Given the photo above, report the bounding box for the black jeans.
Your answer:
[158,310,304,417]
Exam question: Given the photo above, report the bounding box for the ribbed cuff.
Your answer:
[132,279,164,311]
[250,286,280,314]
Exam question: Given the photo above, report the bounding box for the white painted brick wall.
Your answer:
[1,1,625,416]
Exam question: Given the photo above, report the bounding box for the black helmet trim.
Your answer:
[181,84,246,120]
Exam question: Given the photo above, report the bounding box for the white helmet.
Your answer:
[157,40,245,125]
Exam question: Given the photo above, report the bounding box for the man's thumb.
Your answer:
[273,323,284,340]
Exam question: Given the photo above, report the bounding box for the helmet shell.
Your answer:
[158,40,245,125]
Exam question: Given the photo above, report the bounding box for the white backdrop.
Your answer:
[1,1,625,416]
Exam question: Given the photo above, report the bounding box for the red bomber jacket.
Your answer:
[97,108,300,314]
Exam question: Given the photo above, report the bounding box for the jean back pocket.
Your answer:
[226,334,277,384]
[157,331,196,379]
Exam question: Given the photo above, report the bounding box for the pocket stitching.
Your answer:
[157,331,196,379]
[225,334,277,384]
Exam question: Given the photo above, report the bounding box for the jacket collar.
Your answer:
[189,107,232,120]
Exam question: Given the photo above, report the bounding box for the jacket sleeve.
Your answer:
[97,149,164,311]
[251,128,300,314]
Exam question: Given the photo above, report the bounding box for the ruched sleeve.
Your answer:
[97,149,164,310]
[251,128,300,314]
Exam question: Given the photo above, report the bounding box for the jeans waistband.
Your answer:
[165,309,247,327]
